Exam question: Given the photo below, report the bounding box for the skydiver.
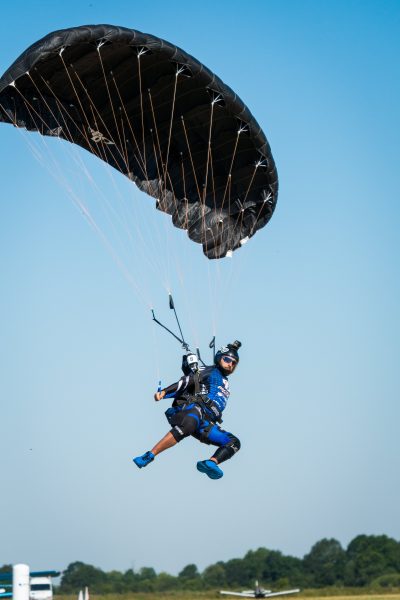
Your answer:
[133,341,241,480]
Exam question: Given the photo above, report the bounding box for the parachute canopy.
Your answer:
[0,25,278,259]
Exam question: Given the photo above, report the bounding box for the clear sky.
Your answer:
[1,0,399,577]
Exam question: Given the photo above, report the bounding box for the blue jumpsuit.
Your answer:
[163,365,241,464]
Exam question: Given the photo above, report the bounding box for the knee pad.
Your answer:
[212,435,241,464]
[228,435,241,453]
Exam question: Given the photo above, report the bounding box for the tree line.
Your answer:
[2,535,400,593]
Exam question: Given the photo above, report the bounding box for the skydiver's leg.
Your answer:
[151,431,178,455]
[195,424,241,479]
[207,426,241,464]
[133,404,201,469]
[168,403,201,442]
[133,432,178,469]
[196,423,241,463]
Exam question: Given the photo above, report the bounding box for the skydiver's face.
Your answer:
[220,355,238,374]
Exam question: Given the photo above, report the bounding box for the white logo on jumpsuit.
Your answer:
[218,378,230,398]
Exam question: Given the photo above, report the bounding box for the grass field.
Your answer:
[56,591,400,600]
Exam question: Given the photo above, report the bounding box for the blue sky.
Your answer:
[1,0,399,577]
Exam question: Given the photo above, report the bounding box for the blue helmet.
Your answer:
[215,340,241,367]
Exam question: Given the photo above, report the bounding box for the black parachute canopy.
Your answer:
[0,24,278,259]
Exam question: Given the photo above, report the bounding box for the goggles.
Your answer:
[221,356,237,365]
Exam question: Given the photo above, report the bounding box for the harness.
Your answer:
[191,370,223,424]
[168,370,223,425]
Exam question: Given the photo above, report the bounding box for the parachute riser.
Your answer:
[151,294,215,369]
[168,294,189,351]
[151,308,188,350]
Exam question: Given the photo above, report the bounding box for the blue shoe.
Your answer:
[133,451,155,468]
[197,460,223,480]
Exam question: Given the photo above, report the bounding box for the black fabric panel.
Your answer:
[0,24,278,259]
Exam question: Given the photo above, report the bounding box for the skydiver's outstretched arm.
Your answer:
[154,372,195,401]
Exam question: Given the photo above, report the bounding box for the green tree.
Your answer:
[243,548,270,583]
[202,563,227,588]
[345,535,400,586]
[0,566,12,574]
[224,558,252,587]
[137,566,156,580]
[59,562,107,593]
[370,573,400,589]
[267,551,287,581]
[155,572,177,591]
[105,570,126,593]
[122,569,139,592]
[261,550,304,587]
[303,538,346,586]
[179,564,200,579]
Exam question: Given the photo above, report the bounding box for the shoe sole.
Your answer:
[196,461,223,479]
